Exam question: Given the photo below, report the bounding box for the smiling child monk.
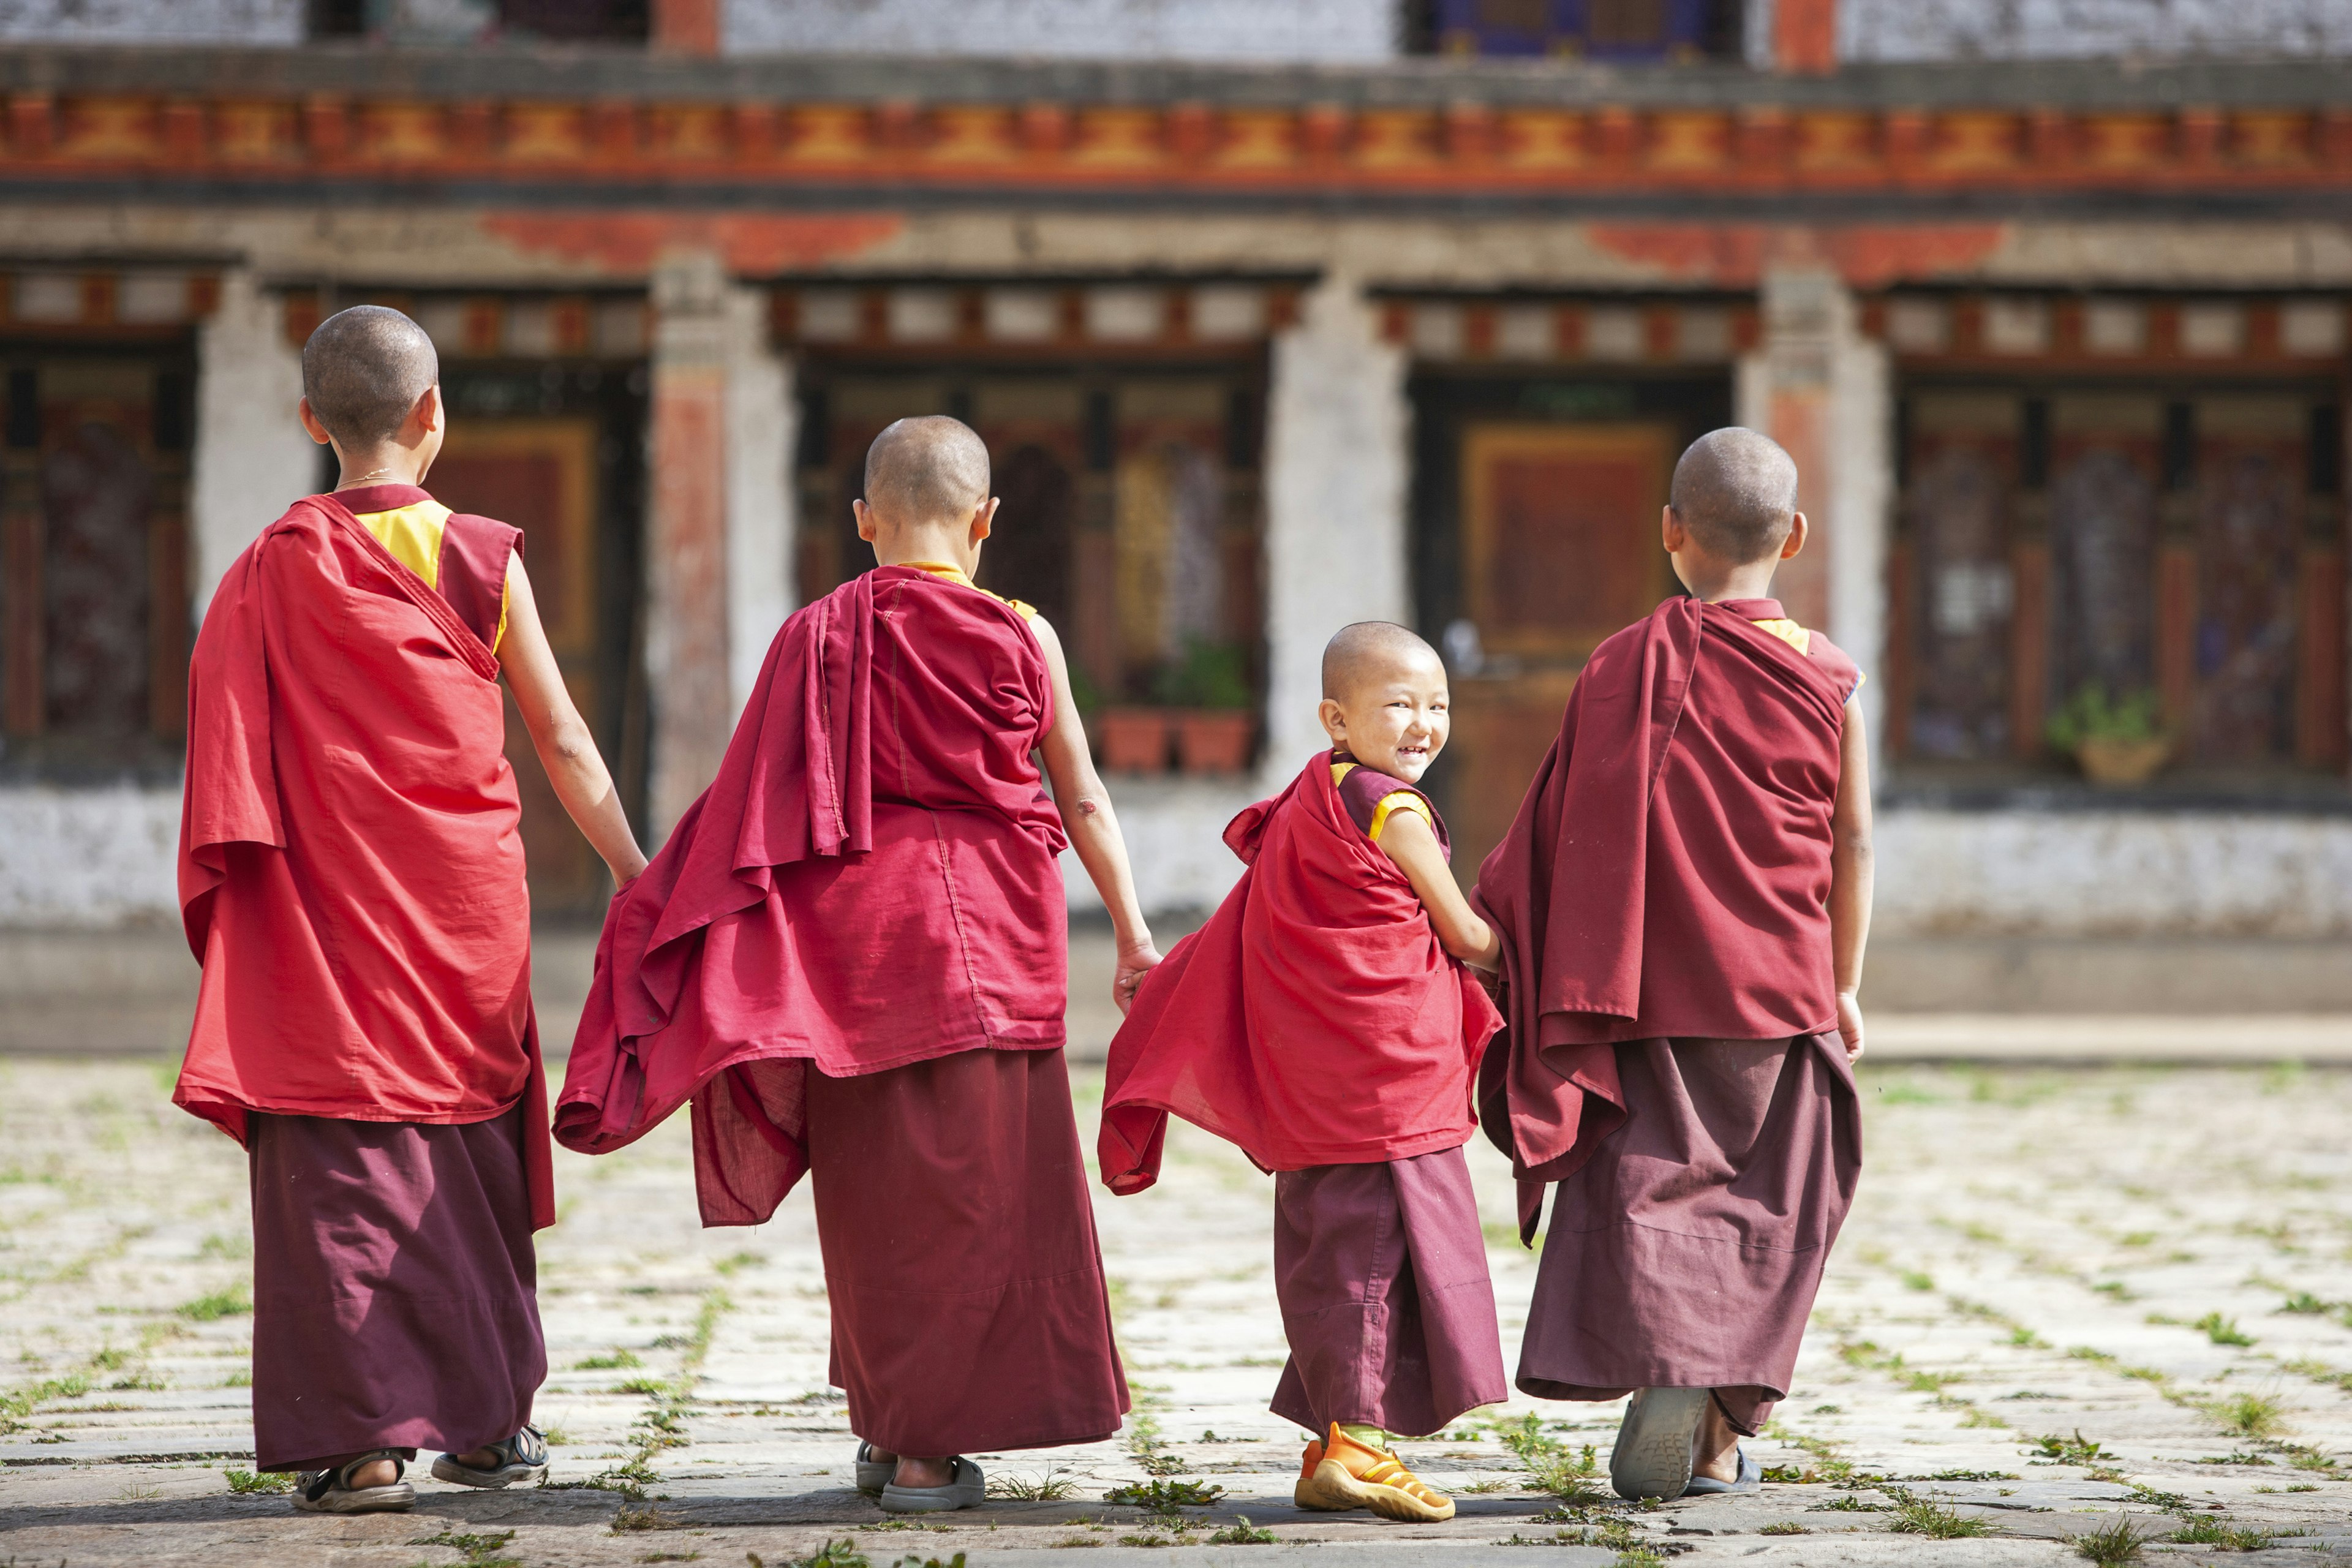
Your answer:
[559,416,1158,1515]
[176,306,647,1512]
[1474,427,1871,1502]
[1101,622,1507,1523]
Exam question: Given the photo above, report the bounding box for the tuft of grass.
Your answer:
[987,1466,1077,1501]
[2193,1312,2255,1347]
[1809,1494,1888,1512]
[609,1502,676,1532]
[1901,1270,1936,1292]
[2171,1517,2274,1550]
[2195,1451,2272,1466]
[222,1467,292,1494]
[1885,1488,1993,1539]
[2071,1517,2152,1566]
[1459,1477,1511,1493]
[408,1528,523,1568]
[1207,1516,1278,1544]
[712,1250,766,1278]
[575,1349,644,1370]
[2278,1292,2331,1315]
[2206,1392,2288,1440]
[1488,1412,1605,1500]
[178,1286,251,1322]
[1758,1521,1809,1535]
[766,1542,871,1568]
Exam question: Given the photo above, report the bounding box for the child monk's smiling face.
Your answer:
[1318,642,1451,785]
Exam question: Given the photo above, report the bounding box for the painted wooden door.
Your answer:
[1444,421,1677,881]
[429,416,608,917]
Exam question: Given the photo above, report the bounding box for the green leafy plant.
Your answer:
[1154,639,1253,710]
[408,1528,523,1568]
[987,1466,1077,1501]
[1758,1521,1809,1536]
[178,1287,251,1322]
[576,1349,644,1370]
[1104,1478,1223,1512]
[2045,684,2164,750]
[2032,1431,2117,1464]
[2193,1312,2255,1347]
[2206,1393,2288,1439]
[1207,1516,1278,1544]
[222,1467,293,1494]
[2171,1517,2274,1550]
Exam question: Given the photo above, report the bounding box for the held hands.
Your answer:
[1113,938,1165,1016]
[1836,989,1865,1063]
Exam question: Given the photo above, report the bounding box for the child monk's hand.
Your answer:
[1113,939,1164,1016]
[1836,990,1865,1063]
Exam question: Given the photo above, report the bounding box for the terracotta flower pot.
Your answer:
[2075,736,2170,786]
[1176,710,1254,777]
[1099,707,1172,775]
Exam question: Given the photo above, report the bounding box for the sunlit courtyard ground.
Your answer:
[2,1052,2350,1566]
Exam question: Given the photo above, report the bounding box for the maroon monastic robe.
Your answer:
[557,565,1126,1455]
[1474,595,1863,1428]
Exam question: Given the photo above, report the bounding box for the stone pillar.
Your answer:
[645,252,733,840]
[189,270,314,620]
[723,284,794,717]
[1261,276,1411,782]
[1739,265,1892,753]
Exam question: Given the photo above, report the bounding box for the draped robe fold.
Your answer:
[557,566,1127,1456]
[1472,596,1864,1429]
[174,490,548,1469]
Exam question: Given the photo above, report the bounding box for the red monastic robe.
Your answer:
[1098,754,1502,1191]
[1472,595,1858,1240]
[555,566,1071,1223]
[174,491,552,1229]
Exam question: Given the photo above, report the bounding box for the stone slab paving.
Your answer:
[1,1054,2350,1567]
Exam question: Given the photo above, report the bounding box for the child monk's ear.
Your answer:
[853,498,878,543]
[410,383,444,440]
[1781,511,1809,561]
[971,495,1000,543]
[1660,503,1685,554]
[1317,697,1348,745]
[297,397,334,448]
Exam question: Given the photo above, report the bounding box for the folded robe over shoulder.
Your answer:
[1471,595,1857,1239]
[554,567,1069,1222]
[1098,753,1502,1191]
[175,492,552,1229]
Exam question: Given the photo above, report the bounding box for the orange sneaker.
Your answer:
[1294,1423,1455,1522]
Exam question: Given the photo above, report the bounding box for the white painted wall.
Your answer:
[724,0,1399,62]
[723,284,796,718]
[1842,0,2352,61]
[1828,303,1891,762]
[1061,777,1260,916]
[0,0,301,42]
[1875,810,2352,940]
[0,786,179,929]
[190,271,315,621]
[1260,275,1411,783]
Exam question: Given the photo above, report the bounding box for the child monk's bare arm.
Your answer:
[500,555,649,888]
[1029,616,1162,1012]
[1378,812,1501,971]
[1828,696,1874,1061]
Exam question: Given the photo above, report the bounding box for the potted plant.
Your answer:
[1159,639,1256,777]
[1093,658,1171,775]
[2046,684,2171,786]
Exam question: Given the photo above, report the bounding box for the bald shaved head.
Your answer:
[1322,621,1441,701]
[1670,427,1800,564]
[301,305,438,448]
[864,415,991,526]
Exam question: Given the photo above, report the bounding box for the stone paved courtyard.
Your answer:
[2,1052,2350,1566]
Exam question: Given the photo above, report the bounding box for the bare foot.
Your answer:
[1690,1398,1741,1484]
[345,1457,401,1488]
[892,1455,956,1489]
[447,1447,502,1471]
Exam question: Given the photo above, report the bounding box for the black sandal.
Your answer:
[292,1450,414,1513]
[431,1425,549,1489]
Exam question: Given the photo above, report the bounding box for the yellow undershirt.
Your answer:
[347,496,513,654]
[1330,759,1432,843]
[900,560,1036,620]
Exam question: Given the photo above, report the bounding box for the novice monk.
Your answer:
[1100,623,1508,1524]
[559,416,1156,1514]
[1474,427,1870,1503]
[175,306,648,1513]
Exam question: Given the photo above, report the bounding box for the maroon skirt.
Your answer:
[804,1046,1129,1458]
[1268,1144,1508,1438]
[247,1104,545,1471]
[1517,1034,1860,1433]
